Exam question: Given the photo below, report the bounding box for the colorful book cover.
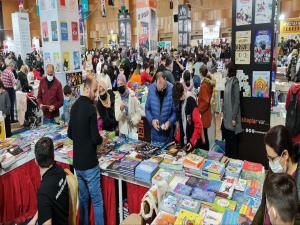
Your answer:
[236,0,252,26]
[222,210,252,225]
[252,71,270,98]
[60,22,68,41]
[200,207,223,225]
[152,169,174,184]
[73,51,80,70]
[151,211,176,225]
[51,21,58,41]
[235,178,247,192]
[63,52,70,71]
[207,180,222,193]
[160,192,180,214]
[183,153,204,168]
[44,52,51,65]
[203,160,225,175]
[174,183,192,196]
[218,181,235,199]
[42,21,49,42]
[212,197,237,212]
[177,197,201,214]
[207,151,224,161]
[193,148,208,158]
[175,209,203,225]
[191,188,216,203]
[243,161,263,172]
[254,30,271,64]
[255,0,272,24]
[71,21,79,41]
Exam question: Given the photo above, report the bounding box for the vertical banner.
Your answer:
[82,0,89,20]
[136,0,157,50]
[118,11,131,48]
[232,0,277,166]
[178,4,191,49]
[101,0,107,17]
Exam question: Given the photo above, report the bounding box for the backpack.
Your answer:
[286,88,300,136]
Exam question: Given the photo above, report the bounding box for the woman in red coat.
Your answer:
[198,65,213,150]
[173,82,203,151]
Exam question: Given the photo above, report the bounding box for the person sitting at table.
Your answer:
[115,73,141,136]
[96,80,117,132]
[252,125,300,225]
[28,137,69,225]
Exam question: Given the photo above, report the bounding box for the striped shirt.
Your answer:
[1,68,16,88]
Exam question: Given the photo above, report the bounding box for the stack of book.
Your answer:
[176,196,201,214]
[199,205,223,225]
[159,158,183,171]
[225,159,244,178]
[193,148,208,158]
[151,211,176,225]
[159,192,181,214]
[207,151,224,161]
[152,169,174,185]
[182,153,205,176]
[185,177,209,190]
[191,188,216,203]
[241,161,265,181]
[212,196,237,213]
[118,157,141,178]
[135,160,159,183]
[222,210,252,225]
[202,159,225,180]
[174,183,192,196]
[174,209,203,225]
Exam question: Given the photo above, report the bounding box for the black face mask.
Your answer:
[118,85,126,95]
[100,92,108,100]
[103,70,108,74]
[186,81,190,87]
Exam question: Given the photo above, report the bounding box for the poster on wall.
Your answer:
[254,29,271,64]
[60,22,68,41]
[53,52,61,72]
[255,0,272,24]
[71,22,78,41]
[71,86,81,98]
[66,72,83,87]
[73,51,80,70]
[51,21,58,41]
[60,0,66,8]
[236,0,252,26]
[252,71,270,98]
[44,52,51,65]
[42,22,49,42]
[235,30,251,64]
[50,0,56,9]
[63,52,70,71]
[138,21,149,49]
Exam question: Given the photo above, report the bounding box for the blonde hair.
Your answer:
[20,65,28,74]
[292,49,298,56]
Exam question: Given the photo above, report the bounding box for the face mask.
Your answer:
[65,96,70,101]
[269,155,286,173]
[47,75,54,82]
[99,92,108,100]
[186,81,190,87]
[103,70,108,74]
[118,85,126,95]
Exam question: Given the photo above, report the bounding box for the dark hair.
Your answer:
[143,62,149,70]
[265,125,299,163]
[166,57,173,67]
[34,137,55,168]
[226,62,236,77]
[161,55,167,62]
[172,82,184,104]
[119,64,125,70]
[200,65,208,77]
[83,76,93,89]
[265,173,298,223]
[183,70,191,82]
[63,85,72,96]
[0,80,4,89]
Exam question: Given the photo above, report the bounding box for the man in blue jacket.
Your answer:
[145,71,177,144]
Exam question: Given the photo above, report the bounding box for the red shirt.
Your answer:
[285,83,300,143]
[33,70,42,80]
[140,71,152,85]
[37,77,64,119]
[1,68,16,88]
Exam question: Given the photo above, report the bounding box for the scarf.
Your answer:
[98,81,111,108]
[181,91,196,144]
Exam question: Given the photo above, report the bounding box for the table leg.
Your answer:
[118,178,123,223]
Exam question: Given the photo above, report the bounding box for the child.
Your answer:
[0,79,11,137]
[62,85,75,125]
[265,173,298,225]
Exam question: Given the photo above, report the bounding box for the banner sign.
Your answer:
[203,25,220,46]
[178,4,191,48]
[280,18,300,35]
[118,12,131,48]
[82,0,89,20]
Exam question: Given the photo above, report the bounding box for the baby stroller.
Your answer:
[24,94,42,129]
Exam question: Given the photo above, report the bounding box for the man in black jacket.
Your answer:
[68,77,104,225]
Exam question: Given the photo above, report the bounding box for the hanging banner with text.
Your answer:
[118,12,131,48]
[178,4,191,48]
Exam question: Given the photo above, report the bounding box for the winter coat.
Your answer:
[115,89,141,135]
[145,82,177,144]
[198,76,213,128]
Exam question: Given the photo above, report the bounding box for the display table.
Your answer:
[0,154,149,224]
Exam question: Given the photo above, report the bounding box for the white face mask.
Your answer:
[269,155,286,173]
[47,75,54,82]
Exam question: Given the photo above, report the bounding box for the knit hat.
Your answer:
[117,73,127,86]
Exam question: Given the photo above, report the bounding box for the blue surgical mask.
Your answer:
[269,155,286,173]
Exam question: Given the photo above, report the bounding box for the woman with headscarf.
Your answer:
[115,73,141,136]
[96,81,117,132]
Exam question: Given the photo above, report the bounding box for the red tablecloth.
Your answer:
[126,183,149,214]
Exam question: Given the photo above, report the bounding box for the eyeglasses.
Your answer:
[267,154,280,162]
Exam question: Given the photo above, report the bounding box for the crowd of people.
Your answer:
[1,43,300,225]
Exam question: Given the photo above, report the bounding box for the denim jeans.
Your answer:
[76,165,104,225]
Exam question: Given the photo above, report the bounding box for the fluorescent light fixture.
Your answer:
[201,22,206,28]
[110,29,113,34]
[216,20,221,26]
[279,14,285,21]
[7,37,11,41]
